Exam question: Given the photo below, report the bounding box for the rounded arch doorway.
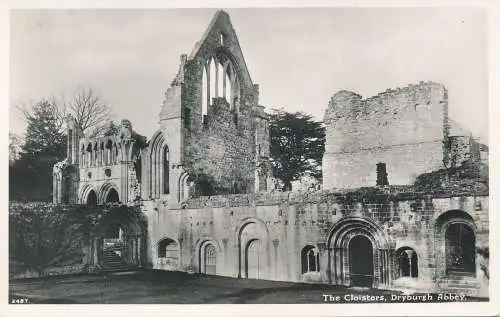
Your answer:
[90,206,148,272]
[349,235,374,287]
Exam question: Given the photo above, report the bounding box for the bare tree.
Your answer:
[69,86,112,136]
[16,86,112,137]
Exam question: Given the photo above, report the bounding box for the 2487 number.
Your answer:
[10,297,30,304]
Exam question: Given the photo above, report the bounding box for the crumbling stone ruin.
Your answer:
[322,82,486,189]
[53,10,489,297]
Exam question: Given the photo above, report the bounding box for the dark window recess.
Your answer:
[233,112,238,126]
[184,108,191,130]
[163,149,170,194]
[376,163,389,186]
[105,168,112,177]
[203,114,208,127]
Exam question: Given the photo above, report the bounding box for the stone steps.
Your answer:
[102,249,133,272]
[437,274,479,295]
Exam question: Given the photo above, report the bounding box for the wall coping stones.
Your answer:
[179,185,488,210]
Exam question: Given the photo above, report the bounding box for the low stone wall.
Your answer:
[10,264,88,279]
[146,186,489,296]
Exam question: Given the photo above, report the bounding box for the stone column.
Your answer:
[121,161,130,204]
[96,238,103,266]
[223,63,228,99]
[343,248,349,286]
[405,249,415,277]
[137,236,142,267]
[385,250,391,285]
[159,148,164,196]
[156,149,161,197]
[221,238,228,276]
[215,62,219,98]
[272,239,279,280]
[327,248,333,284]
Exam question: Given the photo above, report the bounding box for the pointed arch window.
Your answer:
[163,148,169,194]
[201,52,240,123]
[217,62,224,98]
[106,140,113,165]
[225,67,232,108]
[86,143,93,167]
[209,58,217,102]
[202,64,208,120]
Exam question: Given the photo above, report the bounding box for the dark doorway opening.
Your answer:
[446,223,476,274]
[106,188,119,204]
[86,190,97,207]
[349,235,374,287]
[245,239,262,279]
[376,163,389,186]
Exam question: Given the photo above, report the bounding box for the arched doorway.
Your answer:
[327,218,391,288]
[90,206,147,272]
[86,190,97,207]
[203,243,217,275]
[435,210,476,277]
[157,238,179,270]
[445,223,475,274]
[105,188,119,204]
[246,239,263,279]
[349,235,374,287]
[238,220,269,279]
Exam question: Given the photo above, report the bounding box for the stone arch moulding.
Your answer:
[326,217,393,288]
[235,217,271,279]
[300,244,321,274]
[156,237,181,271]
[194,237,223,275]
[147,130,169,199]
[79,184,98,205]
[178,171,191,202]
[434,210,477,278]
[395,246,419,278]
[200,50,242,114]
[98,182,120,205]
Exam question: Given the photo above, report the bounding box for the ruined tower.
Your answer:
[141,10,272,204]
[322,82,449,188]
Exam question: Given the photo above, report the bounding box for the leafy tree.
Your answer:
[269,109,325,191]
[9,132,22,165]
[20,98,67,156]
[10,99,67,202]
[9,203,86,277]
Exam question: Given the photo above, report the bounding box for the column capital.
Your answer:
[272,239,279,247]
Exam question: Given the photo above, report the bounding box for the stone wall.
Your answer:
[323,82,448,189]
[177,10,266,195]
[145,187,488,296]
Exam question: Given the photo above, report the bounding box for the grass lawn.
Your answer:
[9,270,488,304]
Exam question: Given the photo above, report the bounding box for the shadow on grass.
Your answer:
[9,270,489,304]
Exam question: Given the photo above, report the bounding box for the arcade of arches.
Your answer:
[52,11,488,298]
[81,185,121,207]
[144,201,486,297]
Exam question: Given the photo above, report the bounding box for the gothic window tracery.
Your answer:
[201,52,239,122]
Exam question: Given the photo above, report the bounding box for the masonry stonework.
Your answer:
[53,10,489,298]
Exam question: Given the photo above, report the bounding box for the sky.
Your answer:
[9,7,489,143]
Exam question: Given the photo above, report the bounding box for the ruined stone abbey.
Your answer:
[53,11,489,297]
